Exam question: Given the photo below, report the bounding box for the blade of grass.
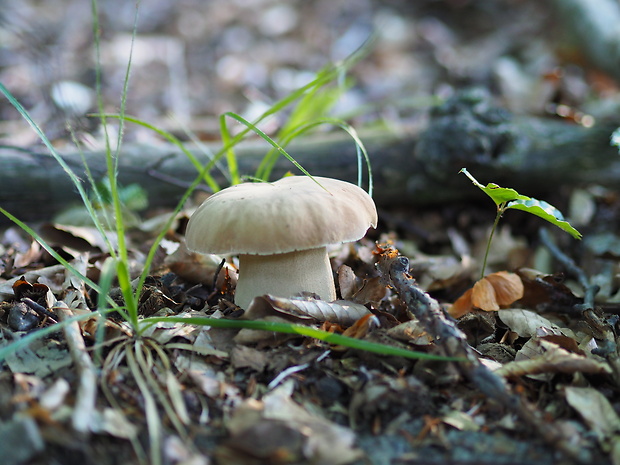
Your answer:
[255,71,346,179]
[0,207,120,309]
[219,114,241,185]
[100,343,148,463]
[0,83,115,252]
[142,317,464,362]
[136,340,189,437]
[116,259,139,330]
[126,342,162,465]
[99,114,221,192]
[260,117,373,195]
[170,112,231,185]
[221,112,318,182]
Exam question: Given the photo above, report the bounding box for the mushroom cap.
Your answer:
[185,176,377,255]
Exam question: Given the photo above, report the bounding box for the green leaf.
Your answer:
[460,168,529,206]
[460,168,582,240]
[506,198,582,240]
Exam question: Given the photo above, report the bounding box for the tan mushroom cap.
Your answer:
[185,176,377,255]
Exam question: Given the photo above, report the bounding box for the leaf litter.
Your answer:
[4,199,618,464]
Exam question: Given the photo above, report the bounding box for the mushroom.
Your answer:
[184,176,377,309]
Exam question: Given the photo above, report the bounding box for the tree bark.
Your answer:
[1,90,618,224]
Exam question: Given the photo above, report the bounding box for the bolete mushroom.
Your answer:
[185,176,377,309]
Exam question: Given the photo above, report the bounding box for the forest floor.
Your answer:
[1,1,620,464]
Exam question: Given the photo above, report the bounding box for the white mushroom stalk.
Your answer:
[184,176,377,308]
[235,247,335,310]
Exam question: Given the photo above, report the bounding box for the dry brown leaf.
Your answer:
[337,264,358,300]
[517,268,581,312]
[449,271,524,317]
[497,308,564,338]
[165,241,237,288]
[449,288,474,318]
[484,271,524,306]
[13,240,43,268]
[230,345,269,372]
[337,265,386,305]
[409,253,474,291]
[341,314,380,340]
[472,277,499,311]
[350,276,387,306]
[495,339,612,379]
[244,295,370,326]
[39,223,114,253]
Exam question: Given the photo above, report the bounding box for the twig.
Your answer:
[375,245,590,463]
[56,303,97,435]
[22,297,59,324]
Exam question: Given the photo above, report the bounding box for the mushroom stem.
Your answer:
[234,247,337,309]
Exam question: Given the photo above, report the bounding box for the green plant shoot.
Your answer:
[460,168,582,278]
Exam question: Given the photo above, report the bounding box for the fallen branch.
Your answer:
[1,90,619,223]
[375,244,591,463]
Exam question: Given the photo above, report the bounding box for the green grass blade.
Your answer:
[99,114,221,192]
[116,259,139,329]
[280,118,373,195]
[0,207,115,303]
[0,83,109,238]
[221,112,317,181]
[141,316,464,362]
[255,72,346,180]
[219,114,241,185]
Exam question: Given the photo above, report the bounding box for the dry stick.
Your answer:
[56,303,97,435]
[375,246,590,464]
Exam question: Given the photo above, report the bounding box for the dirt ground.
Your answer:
[1,1,620,464]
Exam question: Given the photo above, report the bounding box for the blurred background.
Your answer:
[1,0,593,148]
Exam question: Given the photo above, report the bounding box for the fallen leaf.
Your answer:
[231,345,269,372]
[337,265,358,300]
[497,308,563,338]
[165,241,237,288]
[472,276,499,311]
[565,386,620,460]
[450,271,523,317]
[485,271,524,306]
[218,381,362,465]
[386,319,434,346]
[244,295,371,326]
[495,339,612,379]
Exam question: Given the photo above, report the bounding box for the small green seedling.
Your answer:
[460,168,582,278]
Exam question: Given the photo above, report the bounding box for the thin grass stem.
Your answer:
[480,206,505,279]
